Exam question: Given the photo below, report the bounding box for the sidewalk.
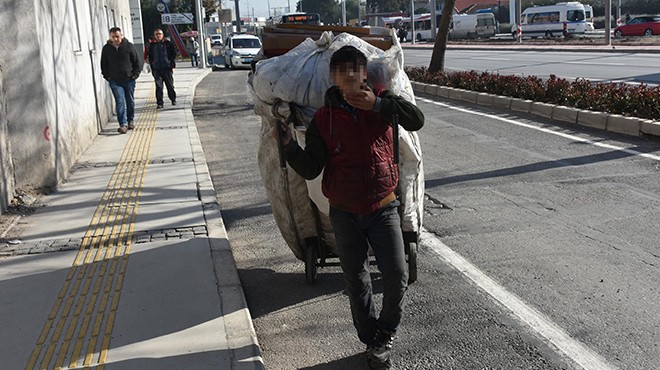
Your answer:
[0,66,264,369]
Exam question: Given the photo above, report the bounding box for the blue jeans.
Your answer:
[108,79,136,126]
[191,53,198,67]
[329,200,408,345]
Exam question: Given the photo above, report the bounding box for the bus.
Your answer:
[514,2,587,38]
[402,13,436,42]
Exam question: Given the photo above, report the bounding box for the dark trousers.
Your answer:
[329,200,408,345]
[152,69,176,105]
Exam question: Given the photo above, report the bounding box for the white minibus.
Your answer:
[513,2,587,38]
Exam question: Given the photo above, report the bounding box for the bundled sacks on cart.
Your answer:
[248,29,424,283]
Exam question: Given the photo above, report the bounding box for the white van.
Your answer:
[222,33,262,69]
[513,2,587,38]
[584,4,594,31]
[449,13,497,39]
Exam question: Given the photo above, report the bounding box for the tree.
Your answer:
[296,0,361,25]
[366,0,408,13]
[298,0,341,23]
[428,0,455,73]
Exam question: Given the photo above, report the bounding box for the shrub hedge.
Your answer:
[404,67,660,121]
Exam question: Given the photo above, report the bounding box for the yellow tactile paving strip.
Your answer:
[26,89,158,370]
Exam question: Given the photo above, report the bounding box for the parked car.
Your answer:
[210,34,223,46]
[614,15,660,37]
[222,33,262,69]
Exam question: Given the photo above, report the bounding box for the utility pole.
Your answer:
[234,0,241,32]
[410,0,415,45]
[605,0,611,45]
[195,0,207,68]
[342,0,347,26]
[430,0,437,40]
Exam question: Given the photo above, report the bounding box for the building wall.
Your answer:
[0,0,133,214]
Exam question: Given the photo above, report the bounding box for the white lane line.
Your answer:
[421,229,616,370]
[565,61,626,66]
[418,97,660,162]
[471,57,512,61]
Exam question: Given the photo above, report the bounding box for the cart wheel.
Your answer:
[407,241,418,284]
[305,239,319,285]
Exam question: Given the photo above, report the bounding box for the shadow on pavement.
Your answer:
[298,352,366,370]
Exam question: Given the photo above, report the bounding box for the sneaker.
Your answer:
[127,121,135,130]
[171,100,177,105]
[367,329,394,369]
[157,103,163,109]
[117,126,128,134]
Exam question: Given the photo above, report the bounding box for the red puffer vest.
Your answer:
[315,90,398,215]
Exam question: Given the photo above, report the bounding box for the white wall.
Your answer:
[0,0,132,213]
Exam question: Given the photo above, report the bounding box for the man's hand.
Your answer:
[271,121,292,146]
[343,85,376,111]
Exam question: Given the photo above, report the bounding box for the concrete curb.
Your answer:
[410,81,659,138]
[185,68,265,370]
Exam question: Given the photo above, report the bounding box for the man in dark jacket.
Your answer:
[146,29,177,108]
[273,45,424,370]
[101,27,142,134]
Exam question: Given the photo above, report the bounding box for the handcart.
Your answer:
[249,24,425,286]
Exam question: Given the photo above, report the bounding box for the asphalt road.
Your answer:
[192,68,660,369]
[403,49,660,85]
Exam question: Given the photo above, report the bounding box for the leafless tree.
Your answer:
[428,0,456,73]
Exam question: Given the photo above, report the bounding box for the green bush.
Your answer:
[405,67,660,121]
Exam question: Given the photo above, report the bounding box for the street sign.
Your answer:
[161,13,194,25]
[156,3,165,12]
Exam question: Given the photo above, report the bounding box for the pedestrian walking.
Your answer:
[272,45,424,369]
[146,29,177,108]
[100,27,142,134]
[189,37,200,67]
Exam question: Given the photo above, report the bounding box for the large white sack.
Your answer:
[249,31,424,259]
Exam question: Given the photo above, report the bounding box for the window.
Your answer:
[478,18,494,27]
[232,38,261,49]
[567,10,585,22]
[530,12,560,24]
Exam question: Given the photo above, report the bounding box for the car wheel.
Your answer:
[644,28,653,37]
[416,33,422,42]
[614,29,623,38]
[545,31,553,39]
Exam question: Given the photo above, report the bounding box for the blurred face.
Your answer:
[154,30,164,41]
[331,62,367,95]
[109,31,123,46]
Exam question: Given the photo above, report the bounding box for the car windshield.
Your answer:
[233,38,261,48]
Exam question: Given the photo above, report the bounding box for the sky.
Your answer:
[223,0,298,19]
